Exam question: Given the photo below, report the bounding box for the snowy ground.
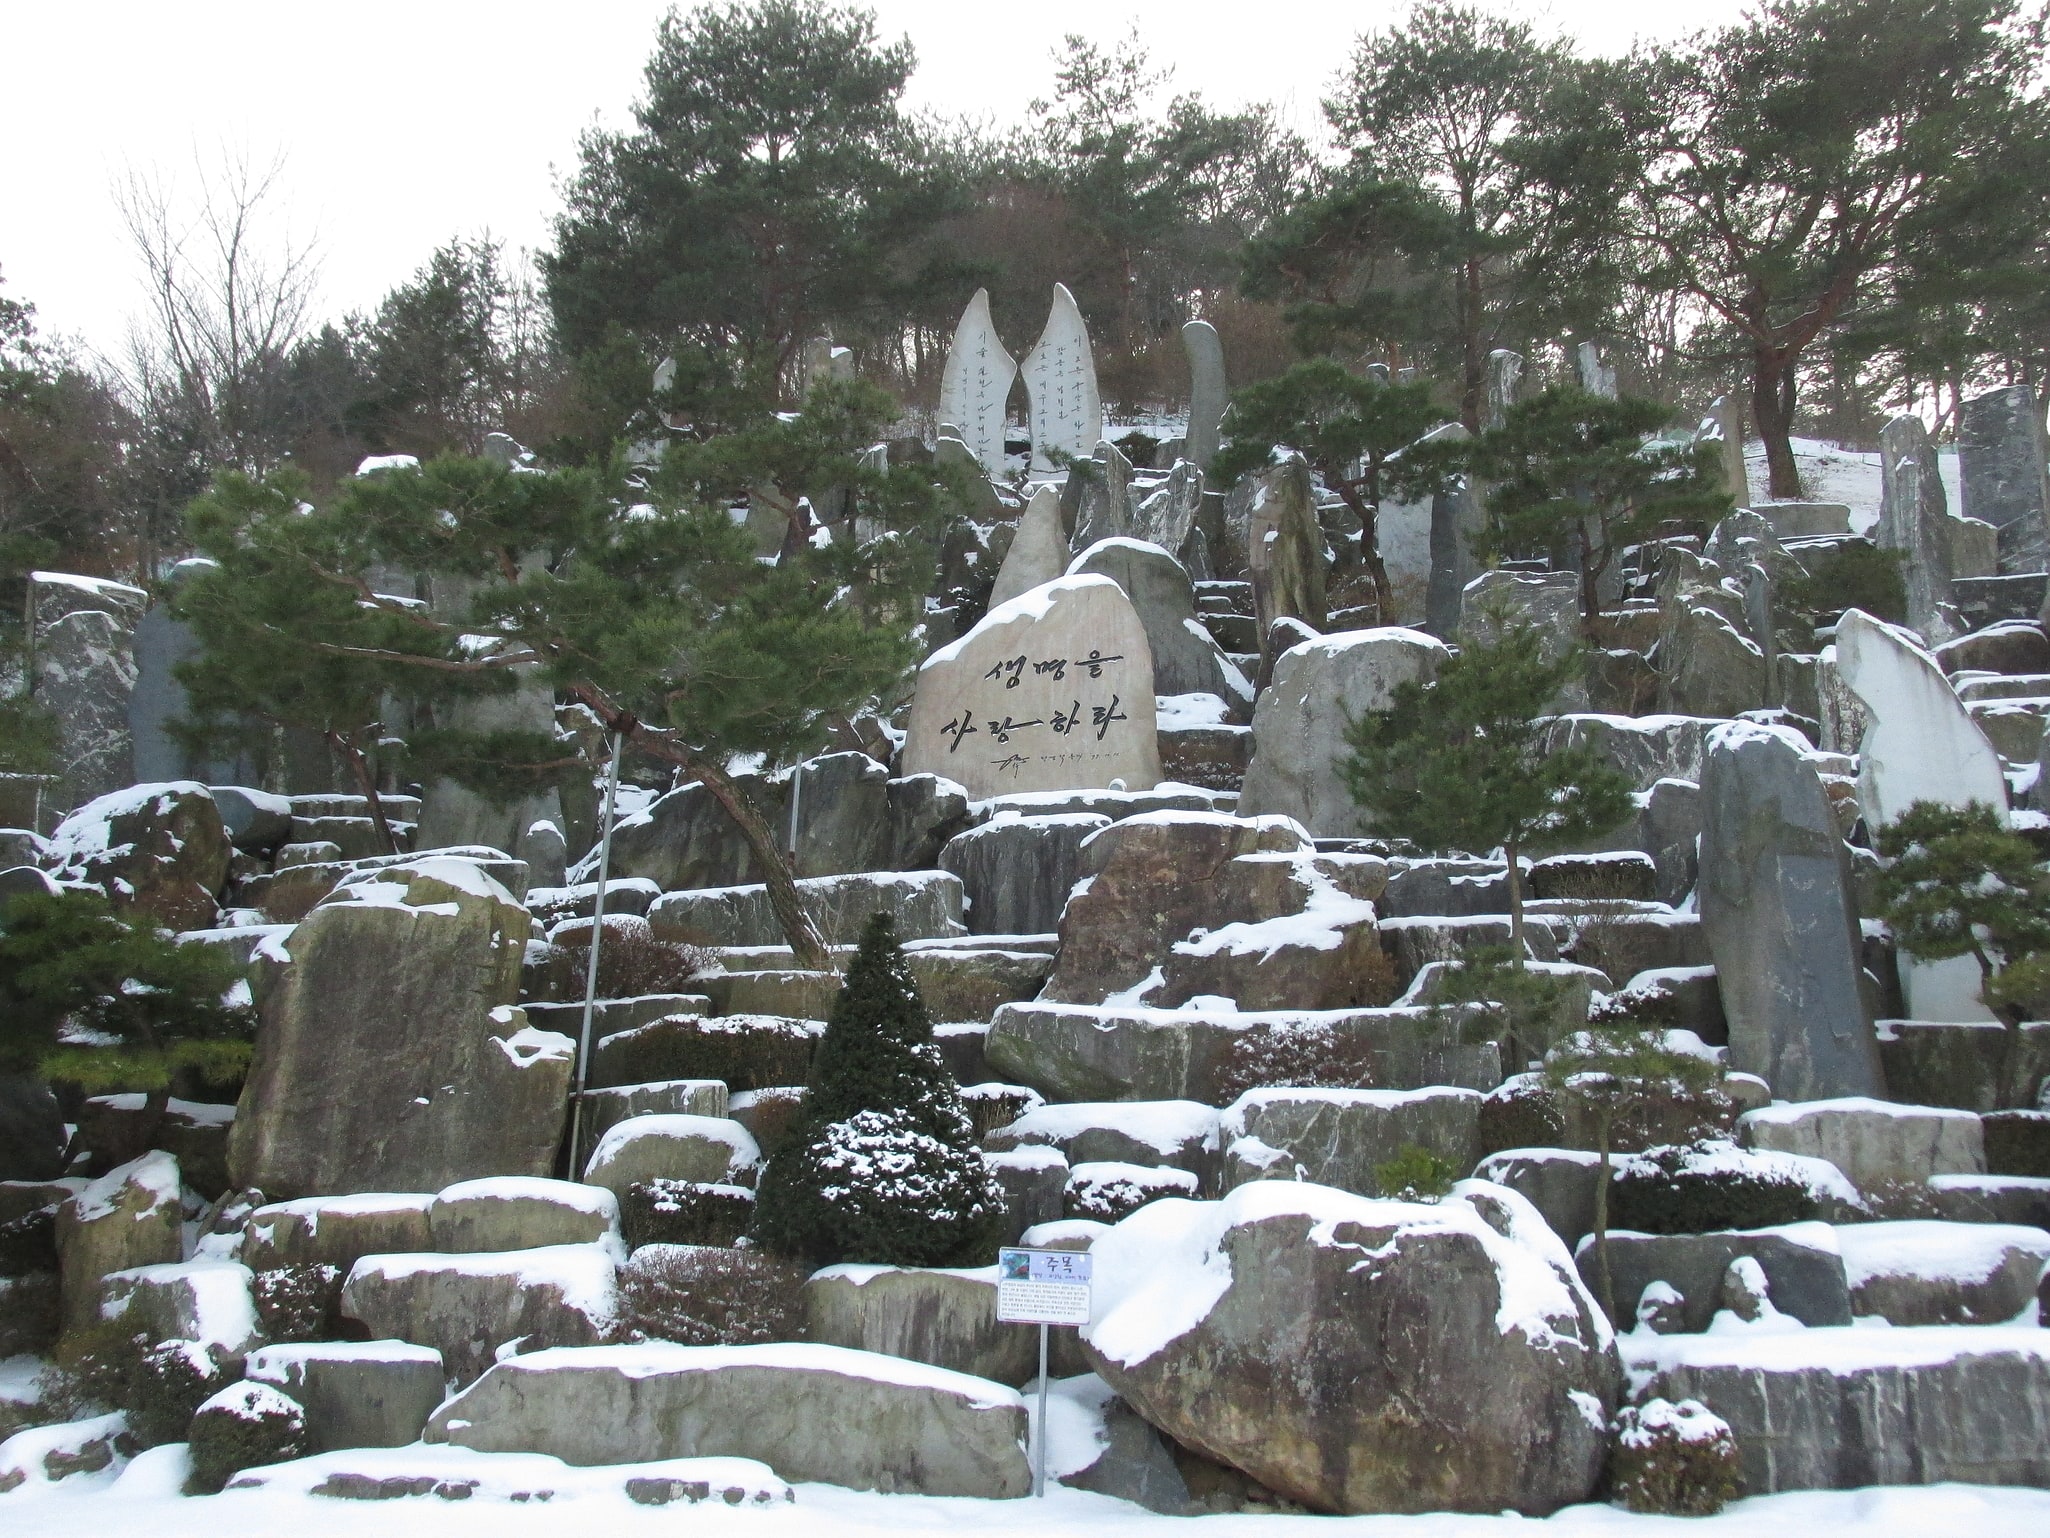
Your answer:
[1742,437,1965,533]
[6,1463,2048,1538]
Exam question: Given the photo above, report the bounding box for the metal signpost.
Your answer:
[996,1247,1093,1497]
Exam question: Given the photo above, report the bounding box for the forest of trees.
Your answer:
[6,0,2050,592]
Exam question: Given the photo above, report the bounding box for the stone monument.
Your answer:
[1575,340,1617,399]
[1958,383,2050,574]
[1023,284,1103,473]
[1182,319,1226,472]
[1484,350,1523,431]
[1247,452,1327,658]
[1878,414,1957,642]
[901,574,1161,799]
[938,289,1017,479]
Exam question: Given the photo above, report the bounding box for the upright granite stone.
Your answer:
[1067,538,1250,705]
[939,812,1109,937]
[901,574,1161,799]
[413,664,564,874]
[1023,283,1102,473]
[1238,629,1450,837]
[229,857,575,1199]
[1576,340,1618,399]
[1485,350,1523,431]
[1879,415,1959,643]
[1131,459,1203,562]
[29,572,145,815]
[1836,609,2007,829]
[988,485,1068,610]
[1706,394,1748,504]
[1071,438,1134,551]
[1958,384,2050,574]
[1423,423,1482,638]
[938,289,1017,478]
[1182,319,1226,472]
[1698,722,1883,1102]
[1246,452,1326,659]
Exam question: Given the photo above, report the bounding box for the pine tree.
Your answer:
[1343,613,1633,962]
[752,912,1006,1266]
[1874,800,2050,1108]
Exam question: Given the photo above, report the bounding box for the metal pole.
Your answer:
[1035,1322,1049,1498]
[567,728,627,1178]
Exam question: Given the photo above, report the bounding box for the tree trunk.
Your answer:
[1505,830,1526,969]
[1750,349,1803,500]
[1575,521,1601,634]
[1335,483,1395,620]
[1460,254,1485,432]
[1593,1117,1617,1326]
[333,731,401,855]
[689,753,833,972]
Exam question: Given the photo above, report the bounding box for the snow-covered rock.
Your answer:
[1740,1097,1984,1194]
[100,1258,261,1358]
[1836,1219,2050,1325]
[428,1176,621,1255]
[55,1150,182,1333]
[803,1264,1034,1386]
[245,1340,446,1452]
[580,1115,761,1198]
[1218,1086,1482,1198]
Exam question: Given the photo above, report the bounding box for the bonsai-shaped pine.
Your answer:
[1461,386,1730,631]
[751,912,1006,1266]
[1210,361,1454,619]
[1541,1019,1721,1325]
[1343,612,1633,965]
[1875,800,2050,1108]
[0,887,254,1153]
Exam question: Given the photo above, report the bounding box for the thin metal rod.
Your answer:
[567,728,627,1178]
[1035,1323,1049,1498]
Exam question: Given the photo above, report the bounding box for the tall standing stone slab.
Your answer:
[938,289,1017,479]
[1698,722,1884,1101]
[1423,423,1482,639]
[1023,284,1103,473]
[28,572,145,817]
[1070,438,1134,551]
[1576,340,1617,399]
[1247,452,1327,659]
[1132,459,1203,562]
[1485,350,1523,431]
[228,857,575,1200]
[1181,319,1225,472]
[1879,415,1958,643]
[1705,394,1748,506]
[1958,384,2050,574]
[902,574,1161,799]
[988,485,1069,610]
[1836,608,2009,1023]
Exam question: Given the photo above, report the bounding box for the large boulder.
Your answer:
[939,813,1107,938]
[1067,538,1252,706]
[42,781,231,929]
[982,1100,1221,1182]
[1237,630,1449,837]
[54,1149,183,1334]
[580,1115,761,1198]
[100,1257,263,1358]
[340,1244,618,1386]
[1587,1223,1853,1332]
[427,1178,620,1255]
[1218,1087,1482,1197]
[1697,722,1884,1100]
[1740,1098,1984,1193]
[1837,1219,2050,1325]
[241,1193,435,1272]
[803,1264,1035,1386]
[425,1342,1033,1498]
[245,1341,447,1452]
[228,858,574,1199]
[29,572,144,814]
[1082,1180,1618,1515]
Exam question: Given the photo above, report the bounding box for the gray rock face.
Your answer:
[341,1244,618,1386]
[580,1114,761,1198]
[55,1150,184,1333]
[1182,321,1226,472]
[1472,1147,1601,1247]
[1246,453,1327,656]
[1082,1181,1618,1515]
[646,870,965,947]
[1655,552,1766,718]
[1423,423,1483,639]
[1957,384,2050,573]
[1072,438,1135,551]
[427,1178,620,1254]
[1067,538,1250,704]
[228,859,574,1200]
[1739,1098,1983,1191]
[1698,723,1883,1101]
[984,1099,1221,1181]
[1874,1020,2050,1112]
[988,486,1069,611]
[1837,1219,2050,1325]
[101,1258,262,1357]
[1586,1224,1853,1332]
[578,1080,729,1147]
[1879,415,1959,642]
[0,1074,66,1182]
[939,812,1107,937]
[246,1341,447,1452]
[1238,629,1449,837]
[1219,1087,1482,1197]
[1132,460,1205,567]
[29,572,145,815]
[426,1342,1033,1497]
[1629,1329,2050,1493]
[45,780,232,931]
[242,1194,435,1272]
[803,1265,1034,1386]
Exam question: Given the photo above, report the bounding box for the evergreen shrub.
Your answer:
[621,1179,755,1249]
[1610,1398,1743,1515]
[1610,1140,1819,1234]
[184,1380,307,1494]
[613,1244,807,1346]
[1211,1022,1379,1103]
[252,1264,344,1343]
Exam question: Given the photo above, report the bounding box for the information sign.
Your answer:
[997,1247,1093,1327]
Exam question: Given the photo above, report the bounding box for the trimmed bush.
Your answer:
[959,1082,1042,1142]
[751,914,1007,1266]
[185,1380,307,1495]
[1373,1143,1459,1201]
[1611,1140,1820,1234]
[1064,1162,1199,1222]
[37,1326,234,1448]
[1611,1398,1743,1515]
[559,918,715,999]
[621,1179,755,1249]
[613,1243,807,1346]
[252,1264,344,1343]
[598,1014,816,1093]
[1211,1022,1379,1103]
[736,1086,806,1159]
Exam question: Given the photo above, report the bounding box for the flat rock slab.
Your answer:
[1219,1087,1483,1198]
[242,1192,435,1272]
[245,1341,447,1452]
[1740,1097,1984,1192]
[1585,1222,1852,1332]
[426,1341,1031,1498]
[224,1444,791,1506]
[1836,1219,2050,1325]
[1628,1325,2050,1493]
[803,1264,1034,1387]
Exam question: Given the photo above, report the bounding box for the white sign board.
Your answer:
[997,1247,1093,1326]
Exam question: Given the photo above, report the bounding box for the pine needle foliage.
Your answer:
[1343,614,1632,958]
[751,912,1006,1266]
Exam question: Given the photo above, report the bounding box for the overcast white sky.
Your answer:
[1,0,1752,360]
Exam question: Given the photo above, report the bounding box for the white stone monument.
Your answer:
[938,289,1018,478]
[1182,318,1226,472]
[901,574,1160,799]
[1023,284,1104,473]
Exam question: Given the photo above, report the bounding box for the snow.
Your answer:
[990,1100,1220,1157]
[1619,1396,1732,1448]
[920,574,1127,671]
[345,1245,619,1326]
[434,1177,618,1220]
[89,1093,236,1126]
[68,1149,179,1224]
[1744,435,1964,531]
[355,454,420,476]
[1153,691,1233,729]
[1616,1141,1867,1212]
[1626,1322,2050,1390]
[45,780,211,865]
[220,1444,792,1505]
[984,1144,1069,1174]
[442,1342,1025,1413]
[197,1380,302,1425]
[1019,1218,1110,1249]
[29,570,147,603]
[1835,1220,2050,1290]
[247,1192,434,1243]
[100,1260,260,1352]
[1169,868,1376,962]
[0,1412,130,1492]
[1223,1086,1480,1139]
[1743,1095,1982,1128]
[490,1023,576,1071]
[246,1341,443,1382]
[809,1263,998,1288]
[587,1115,763,1174]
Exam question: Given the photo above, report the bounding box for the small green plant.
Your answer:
[1374,1143,1459,1201]
[1420,947,1581,1070]
[1610,1398,1743,1515]
[37,1328,234,1448]
[184,1380,307,1495]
